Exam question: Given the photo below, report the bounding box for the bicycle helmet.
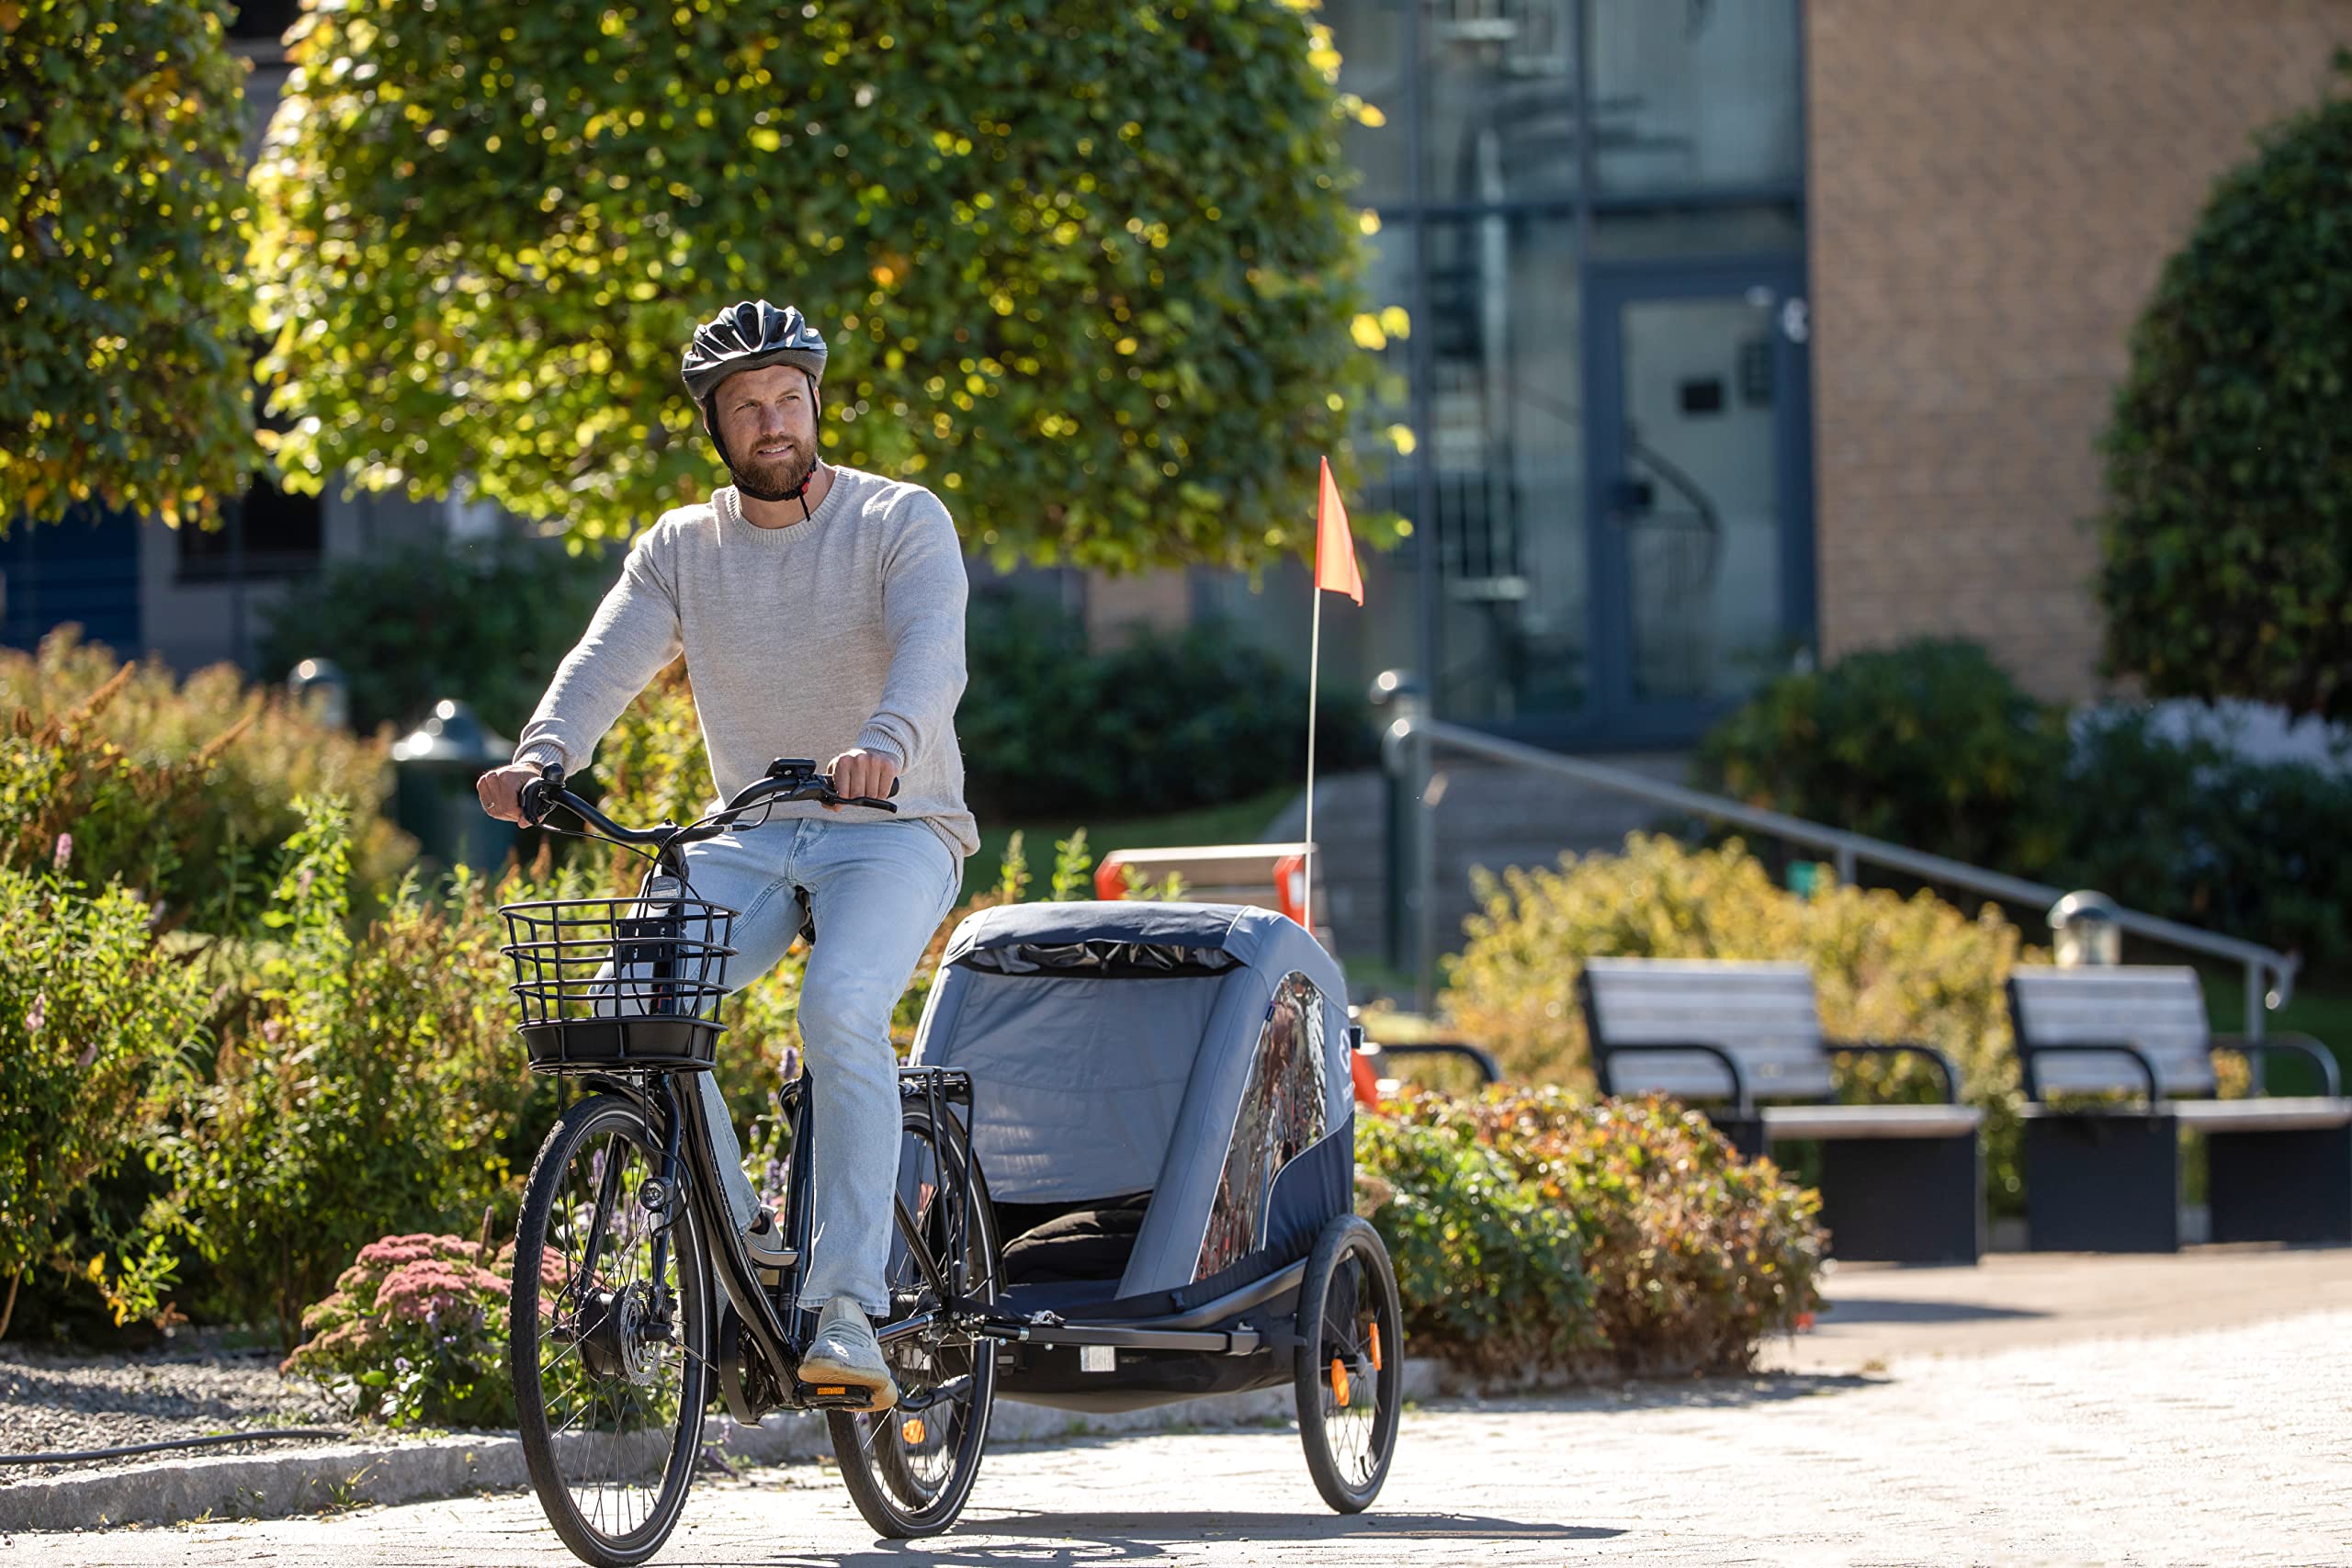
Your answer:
[680,299,828,405]
[683,301,829,507]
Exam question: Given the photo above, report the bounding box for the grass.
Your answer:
[962,786,1297,902]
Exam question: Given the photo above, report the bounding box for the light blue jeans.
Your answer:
[677,817,961,1317]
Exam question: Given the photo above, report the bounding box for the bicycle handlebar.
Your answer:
[517,758,899,846]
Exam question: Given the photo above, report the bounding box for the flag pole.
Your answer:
[1304,561,1323,939]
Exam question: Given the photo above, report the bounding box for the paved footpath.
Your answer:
[16,1252,2352,1567]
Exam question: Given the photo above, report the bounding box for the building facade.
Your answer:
[1250,0,2352,744]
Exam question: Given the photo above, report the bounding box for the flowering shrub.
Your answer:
[284,1233,527,1427]
[1358,1088,1825,1382]
[1442,832,2038,1213]
[0,628,412,932]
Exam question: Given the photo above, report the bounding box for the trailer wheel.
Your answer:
[1293,1214,1402,1513]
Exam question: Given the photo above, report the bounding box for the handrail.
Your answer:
[1384,716,2298,1038]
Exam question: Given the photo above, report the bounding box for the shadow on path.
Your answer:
[1817,1297,2046,1326]
[741,1510,1620,1567]
[1430,1369,1883,1414]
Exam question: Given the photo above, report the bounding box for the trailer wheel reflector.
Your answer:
[1329,1358,1350,1407]
[901,1417,927,1445]
[1369,1323,1383,1371]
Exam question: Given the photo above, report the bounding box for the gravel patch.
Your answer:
[0,1342,353,1481]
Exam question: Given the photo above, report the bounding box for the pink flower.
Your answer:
[377,1258,505,1321]
[51,832,71,872]
[24,993,42,1035]
[74,1039,96,1068]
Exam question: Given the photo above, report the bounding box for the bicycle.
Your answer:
[500,758,1000,1566]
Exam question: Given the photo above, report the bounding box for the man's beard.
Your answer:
[728,442,816,502]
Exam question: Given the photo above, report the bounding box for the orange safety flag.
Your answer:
[1314,456,1364,605]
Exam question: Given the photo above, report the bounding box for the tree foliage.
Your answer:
[250,0,1394,570]
[2096,52,2352,720]
[0,0,254,528]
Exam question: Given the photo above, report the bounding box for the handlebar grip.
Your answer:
[517,762,563,829]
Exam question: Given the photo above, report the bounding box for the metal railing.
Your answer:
[1380,713,2299,1038]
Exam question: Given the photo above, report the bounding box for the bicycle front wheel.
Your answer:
[512,1091,711,1568]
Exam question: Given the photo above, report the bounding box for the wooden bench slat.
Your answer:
[1759,1103,1983,1140]
[1584,959,1836,1101]
[2009,966,2217,1097]
[2171,1098,2352,1133]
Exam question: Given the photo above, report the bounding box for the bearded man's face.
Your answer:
[709,363,819,500]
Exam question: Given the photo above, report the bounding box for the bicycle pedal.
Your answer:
[796,1381,888,1412]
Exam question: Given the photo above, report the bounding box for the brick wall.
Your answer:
[1806,1,2351,698]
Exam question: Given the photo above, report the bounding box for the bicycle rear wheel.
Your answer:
[512,1091,711,1568]
[829,1098,1000,1538]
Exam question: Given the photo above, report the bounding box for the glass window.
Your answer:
[1589,0,1802,195]
[176,479,323,583]
[1611,291,1789,699]
[1322,0,1412,209]
[1424,0,1579,204]
[1590,203,1804,261]
[1422,217,1588,723]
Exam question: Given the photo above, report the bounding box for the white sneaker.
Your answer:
[798,1296,898,1412]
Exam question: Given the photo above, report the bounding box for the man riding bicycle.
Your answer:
[477,299,974,1413]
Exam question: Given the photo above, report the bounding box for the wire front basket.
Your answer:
[499,896,740,1074]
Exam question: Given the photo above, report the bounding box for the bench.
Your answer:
[1579,957,1984,1264]
[2007,965,2350,1251]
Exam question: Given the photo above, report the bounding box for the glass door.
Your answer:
[1585,260,1814,739]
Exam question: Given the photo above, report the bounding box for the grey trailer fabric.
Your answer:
[943,899,1268,966]
[2008,965,2217,1097]
[1583,958,1837,1101]
[918,974,1214,1202]
[909,902,1352,1303]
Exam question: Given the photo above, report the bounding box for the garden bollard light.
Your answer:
[2049,889,2123,966]
[287,656,350,729]
[391,698,516,874]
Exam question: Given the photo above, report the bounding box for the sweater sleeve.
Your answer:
[854,491,967,773]
[512,525,684,775]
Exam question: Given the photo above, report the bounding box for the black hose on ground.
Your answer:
[0,1427,350,1465]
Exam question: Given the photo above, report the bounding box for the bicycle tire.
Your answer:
[1294,1214,1403,1514]
[828,1098,1000,1538]
[512,1091,711,1568]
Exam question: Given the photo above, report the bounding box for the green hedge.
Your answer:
[1360,1087,1824,1381]
[2095,51,2352,722]
[258,536,619,737]
[1697,637,2352,967]
[961,592,1375,819]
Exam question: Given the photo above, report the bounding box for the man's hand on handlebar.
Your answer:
[477,761,550,825]
[823,748,899,812]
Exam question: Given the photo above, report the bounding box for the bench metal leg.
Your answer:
[2025,1114,2180,1253]
[1815,1134,1984,1264]
[2208,1124,2352,1245]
